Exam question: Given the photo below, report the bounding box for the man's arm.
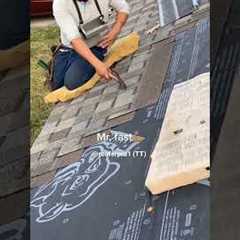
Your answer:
[98,12,128,48]
[98,0,130,48]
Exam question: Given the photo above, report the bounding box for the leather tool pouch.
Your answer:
[40,45,62,92]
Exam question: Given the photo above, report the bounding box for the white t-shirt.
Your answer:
[53,0,130,48]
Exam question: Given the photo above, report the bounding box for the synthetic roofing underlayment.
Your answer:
[158,0,209,26]
[29,0,210,239]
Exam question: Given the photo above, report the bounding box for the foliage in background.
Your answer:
[31,26,59,144]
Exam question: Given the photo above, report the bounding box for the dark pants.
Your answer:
[53,46,107,90]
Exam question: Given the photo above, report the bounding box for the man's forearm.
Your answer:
[111,12,128,35]
[71,38,102,68]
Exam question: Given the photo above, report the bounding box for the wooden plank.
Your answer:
[146,72,210,194]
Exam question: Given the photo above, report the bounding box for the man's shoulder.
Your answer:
[53,0,69,7]
[53,0,70,10]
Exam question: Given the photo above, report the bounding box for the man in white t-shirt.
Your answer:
[52,0,130,90]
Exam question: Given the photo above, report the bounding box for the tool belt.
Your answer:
[37,44,62,91]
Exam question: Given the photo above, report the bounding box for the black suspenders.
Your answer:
[72,0,84,24]
[72,0,105,39]
[93,0,104,21]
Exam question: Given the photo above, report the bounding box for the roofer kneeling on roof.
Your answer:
[51,0,130,90]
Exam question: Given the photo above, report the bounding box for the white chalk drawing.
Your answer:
[31,131,142,223]
[0,219,26,240]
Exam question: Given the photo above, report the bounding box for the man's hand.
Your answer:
[98,12,128,48]
[98,30,118,49]
[95,61,114,80]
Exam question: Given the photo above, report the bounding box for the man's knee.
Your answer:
[64,83,73,90]
[65,78,78,90]
[64,63,95,90]
[64,71,90,90]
